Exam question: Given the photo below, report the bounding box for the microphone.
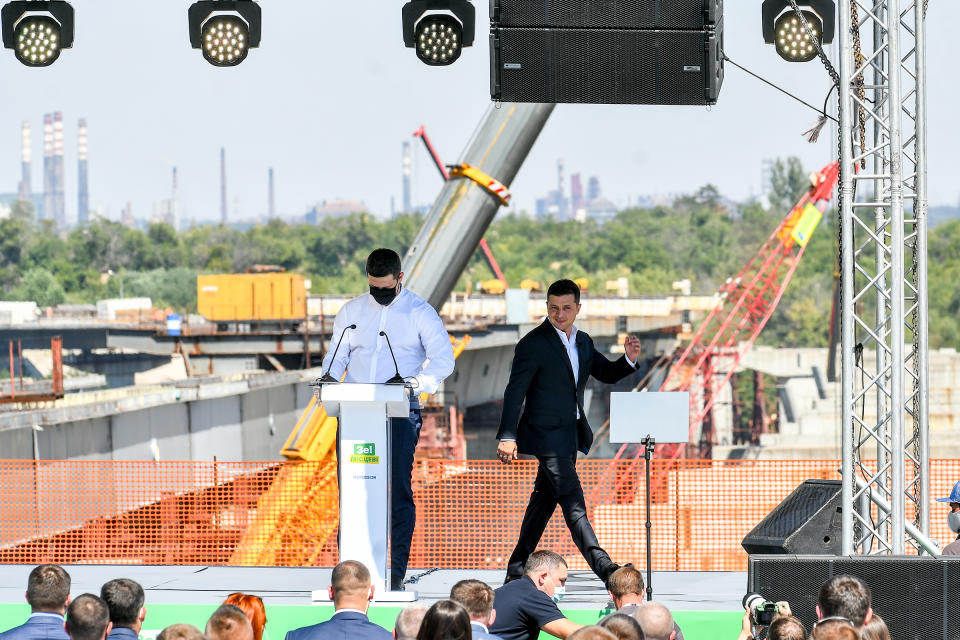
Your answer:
[379,330,405,384]
[319,324,356,383]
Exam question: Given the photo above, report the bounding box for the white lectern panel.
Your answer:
[609,391,690,444]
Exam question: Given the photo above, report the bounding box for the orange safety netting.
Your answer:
[1,459,959,571]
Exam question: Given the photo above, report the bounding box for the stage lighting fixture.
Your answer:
[1,0,74,67]
[188,0,261,67]
[761,0,834,62]
[402,0,474,67]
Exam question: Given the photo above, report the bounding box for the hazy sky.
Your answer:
[0,1,955,224]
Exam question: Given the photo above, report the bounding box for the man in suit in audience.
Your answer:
[285,561,392,640]
[0,565,71,640]
[600,567,683,640]
[64,595,111,640]
[632,603,676,640]
[100,580,146,640]
[392,604,427,640]
[206,606,253,640]
[497,279,641,586]
[450,579,503,640]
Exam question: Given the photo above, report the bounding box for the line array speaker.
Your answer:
[490,0,722,30]
[489,0,723,105]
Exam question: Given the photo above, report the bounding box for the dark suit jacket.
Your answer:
[471,621,505,640]
[0,614,68,640]
[496,319,637,456]
[284,611,392,640]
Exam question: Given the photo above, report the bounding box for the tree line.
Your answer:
[2,157,957,350]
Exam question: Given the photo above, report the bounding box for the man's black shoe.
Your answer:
[503,573,523,585]
[391,575,405,592]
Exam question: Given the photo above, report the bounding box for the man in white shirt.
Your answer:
[321,248,455,591]
[496,279,641,587]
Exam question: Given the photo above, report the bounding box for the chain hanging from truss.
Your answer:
[838,0,931,555]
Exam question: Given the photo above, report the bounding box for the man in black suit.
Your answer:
[497,279,641,585]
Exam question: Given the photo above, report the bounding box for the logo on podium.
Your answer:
[350,443,380,464]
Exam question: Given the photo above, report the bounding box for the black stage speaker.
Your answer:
[741,479,842,555]
[748,555,960,640]
[489,0,723,105]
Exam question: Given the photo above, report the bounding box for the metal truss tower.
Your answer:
[838,0,936,555]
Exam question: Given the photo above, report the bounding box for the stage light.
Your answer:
[761,0,835,62]
[188,0,260,67]
[402,0,474,67]
[1,0,74,67]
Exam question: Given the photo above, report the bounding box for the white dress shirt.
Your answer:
[321,287,455,395]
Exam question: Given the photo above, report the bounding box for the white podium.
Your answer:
[311,382,416,602]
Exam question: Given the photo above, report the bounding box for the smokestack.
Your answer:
[220,147,227,225]
[18,121,31,202]
[169,166,179,229]
[77,118,89,225]
[268,167,275,218]
[53,112,65,227]
[42,114,53,221]
[401,141,412,216]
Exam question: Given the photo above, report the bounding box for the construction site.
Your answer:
[0,0,957,639]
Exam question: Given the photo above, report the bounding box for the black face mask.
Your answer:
[370,282,400,306]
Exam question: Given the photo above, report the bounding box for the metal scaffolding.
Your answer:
[837,0,935,554]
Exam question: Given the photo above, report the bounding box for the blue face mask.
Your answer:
[551,585,566,604]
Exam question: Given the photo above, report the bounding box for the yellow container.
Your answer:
[197,273,306,321]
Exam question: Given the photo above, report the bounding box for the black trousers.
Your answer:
[390,406,422,584]
[506,455,614,580]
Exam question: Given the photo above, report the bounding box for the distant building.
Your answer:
[0,193,43,217]
[585,196,618,223]
[587,176,601,202]
[308,199,368,223]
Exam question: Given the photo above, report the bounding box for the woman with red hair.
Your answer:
[223,593,267,640]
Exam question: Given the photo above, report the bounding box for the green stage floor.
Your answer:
[0,566,747,640]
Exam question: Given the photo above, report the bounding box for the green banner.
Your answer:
[0,603,741,640]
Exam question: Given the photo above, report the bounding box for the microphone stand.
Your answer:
[642,435,655,602]
[379,331,406,384]
[317,324,355,384]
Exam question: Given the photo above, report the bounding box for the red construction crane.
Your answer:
[611,161,840,462]
[412,125,509,287]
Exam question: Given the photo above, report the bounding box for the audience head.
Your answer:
[606,566,645,609]
[818,575,872,627]
[393,603,428,640]
[223,594,266,640]
[26,564,71,614]
[327,560,374,610]
[65,594,111,640]
[631,602,675,640]
[450,579,496,626]
[597,613,645,640]
[811,618,861,640]
[524,550,569,600]
[568,626,617,640]
[157,624,205,640]
[100,579,146,632]
[415,600,471,640]
[767,615,805,640]
[859,614,890,640]
[206,604,254,640]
